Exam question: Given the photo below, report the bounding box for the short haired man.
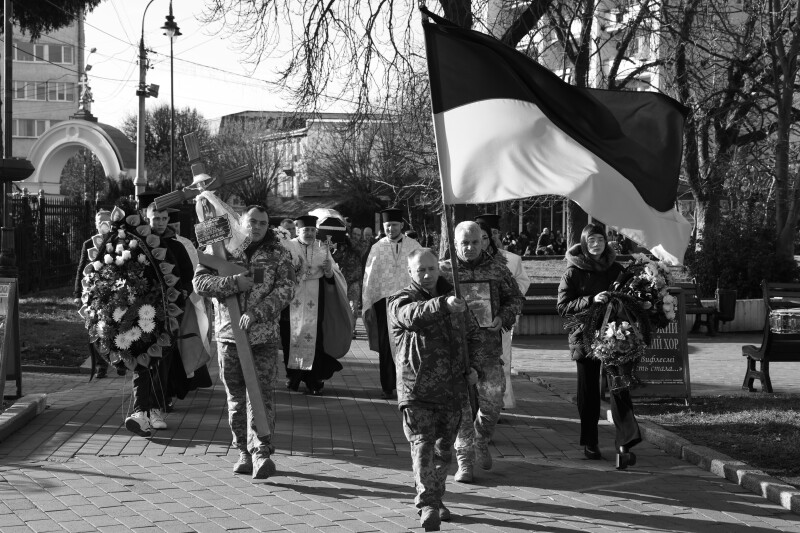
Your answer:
[362,208,421,398]
[388,248,480,530]
[280,218,296,237]
[439,221,524,483]
[125,203,195,436]
[194,205,295,479]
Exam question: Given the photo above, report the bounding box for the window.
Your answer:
[13,119,50,138]
[13,81,47,101]
[49,45,74,64]
[14,42,35,61]
[48,82,75,102]
[13,42,73,63]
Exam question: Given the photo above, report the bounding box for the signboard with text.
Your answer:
[630,289,691,402]
[195,215,232,248]
[0,278,21,399]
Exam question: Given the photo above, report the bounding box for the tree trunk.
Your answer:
[566,201,588,248]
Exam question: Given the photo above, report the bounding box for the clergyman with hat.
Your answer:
[474,213,531,409]
[362,208,421,399]
[279,215,351,394]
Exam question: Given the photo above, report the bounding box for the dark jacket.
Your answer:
[557,244,624,360]
[388,277,480,410]
[74,237,95,298]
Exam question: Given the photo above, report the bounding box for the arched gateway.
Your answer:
[21,118,136,195]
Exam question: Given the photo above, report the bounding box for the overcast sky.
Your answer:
[83,0,294,130]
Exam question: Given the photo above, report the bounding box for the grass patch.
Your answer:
[19,286,87,368]
[636,395,800,488]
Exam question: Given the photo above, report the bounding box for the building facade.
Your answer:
[4,18,84,159]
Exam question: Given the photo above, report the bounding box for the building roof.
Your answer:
[97,122,136,170]
[267,196,348,220]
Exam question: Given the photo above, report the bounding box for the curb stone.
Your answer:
[522,371,800,515]
[0,394,47,444]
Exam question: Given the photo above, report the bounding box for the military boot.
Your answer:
[454,447,474,483]
[419,506,441,531]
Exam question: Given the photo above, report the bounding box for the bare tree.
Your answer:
[207,120,284,206]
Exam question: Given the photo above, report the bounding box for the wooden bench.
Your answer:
[522,282,560,315]
[741,280,800,393]
[676,279,717,336]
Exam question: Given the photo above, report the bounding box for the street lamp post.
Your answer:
[161,1,181,192]
[135,0,160,201]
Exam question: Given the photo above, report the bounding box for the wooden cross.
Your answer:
[155,133,271,438]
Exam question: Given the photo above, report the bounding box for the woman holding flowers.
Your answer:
[557,223,641,469]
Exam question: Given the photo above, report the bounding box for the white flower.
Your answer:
[129,240,138,249]
[114,256,124,266]
[138,254,147,264]
[112,307,127,322]
[97,320,108,333]
[140,319,156,333]
[92,260,103,271]
[115,243,125,254]
[138,304,156,321]
[127,326,142,342]
[114,332,133,350]
[122,250,132,261]
[118,229,126,238]
[665,311,676,320]
[104,254,114,264]
[106,243,114,252]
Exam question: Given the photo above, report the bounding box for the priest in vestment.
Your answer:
[361,208,421,399]
[280,215,352,395]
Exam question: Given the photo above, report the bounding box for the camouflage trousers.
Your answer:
[402,406,462,510]
[455,361,506,464]
[218,341,278,456]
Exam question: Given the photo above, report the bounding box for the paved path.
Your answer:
[1,327,799,532]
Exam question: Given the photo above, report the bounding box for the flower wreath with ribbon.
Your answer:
[79,206,183,370]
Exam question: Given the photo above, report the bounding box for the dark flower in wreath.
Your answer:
[79,206,183,370]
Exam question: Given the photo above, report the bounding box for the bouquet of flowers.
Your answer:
[614,253,677,329]
[79,206,183,370]
[564,291,650,392]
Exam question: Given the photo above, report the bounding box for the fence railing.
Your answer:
[11,193,93,294]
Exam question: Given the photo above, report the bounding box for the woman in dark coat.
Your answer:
[556,223,641,469]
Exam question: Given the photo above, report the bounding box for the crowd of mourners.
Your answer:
[77,196,642,531]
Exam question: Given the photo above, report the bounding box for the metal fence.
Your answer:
[11,193,93,294]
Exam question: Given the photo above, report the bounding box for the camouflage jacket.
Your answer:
[193,236,295,346]
[439,251,524,367]
[388,277,480,410]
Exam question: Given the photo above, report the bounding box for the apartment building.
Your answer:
[4,17,84,158]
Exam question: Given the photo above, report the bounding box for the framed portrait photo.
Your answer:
[461,280,494,328]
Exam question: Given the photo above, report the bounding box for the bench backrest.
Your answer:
[761,280,800,312]
[526,282,560,298]
[675,280,704,308]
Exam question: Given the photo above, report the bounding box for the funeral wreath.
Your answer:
[79,206,183,370]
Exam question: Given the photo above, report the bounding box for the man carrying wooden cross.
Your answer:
[194,202,295,479]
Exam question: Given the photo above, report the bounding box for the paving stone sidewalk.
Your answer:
[1,327,799,532]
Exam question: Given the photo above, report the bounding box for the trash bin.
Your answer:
[716,288,737,324]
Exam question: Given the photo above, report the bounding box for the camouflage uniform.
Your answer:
[388,277,481,511]
[439,252,524,468]
[194,236,294,456]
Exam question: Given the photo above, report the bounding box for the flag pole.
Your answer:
[421,2,476,414]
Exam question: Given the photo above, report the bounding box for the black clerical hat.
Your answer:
[380,208,404,223]
[294,215,318,228]
[474,213,500,230]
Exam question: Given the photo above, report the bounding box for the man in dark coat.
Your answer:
[74,209,124,379]
[388,248,480,531]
